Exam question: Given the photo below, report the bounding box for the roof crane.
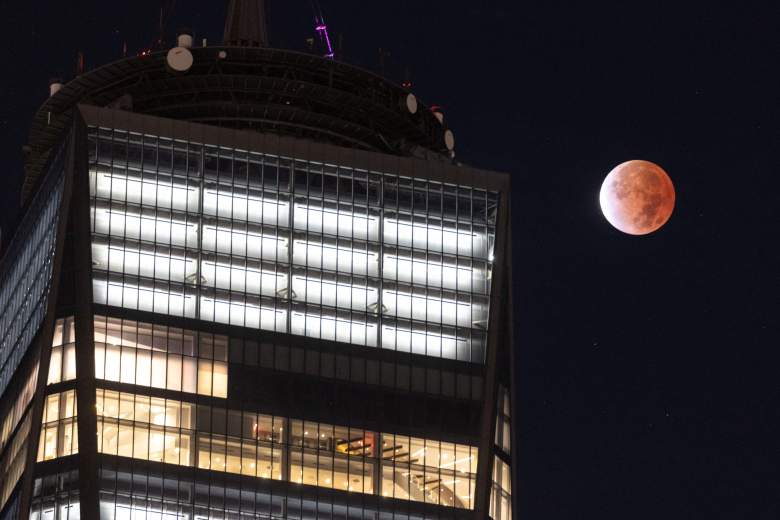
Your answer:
[310,0,335,59]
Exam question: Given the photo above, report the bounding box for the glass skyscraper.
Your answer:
[0,3,514,519]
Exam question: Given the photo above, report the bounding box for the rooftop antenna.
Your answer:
[157,0,177,49]
[310,0,334,59]
[401,67,412,90]
[76,51,85,74]
[139,0,176,55]
[224,0,269,47]
[378,47,391,77]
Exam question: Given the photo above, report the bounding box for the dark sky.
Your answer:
[0,1,776,518]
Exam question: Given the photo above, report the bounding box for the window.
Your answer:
[1,364,37,451]
[490,456,512,520]
[89,129,499,363]
[93,388,478,509]
[93,316,227,398]
[380,434,478,509]
[37,391,78,461]
[495,385,512,456]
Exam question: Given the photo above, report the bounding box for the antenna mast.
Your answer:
[224,0,269,47]
[311,0,334,59]
[157,0,177,49]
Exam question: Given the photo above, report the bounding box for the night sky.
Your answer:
[0,1,776,518]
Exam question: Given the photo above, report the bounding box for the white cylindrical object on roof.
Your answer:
[177,28,194,49]
[444,129,455,151]
[178,34,194,49]
[49,79,63,97]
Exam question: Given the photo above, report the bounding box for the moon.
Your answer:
[600,160,675,235]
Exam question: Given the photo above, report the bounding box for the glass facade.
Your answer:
[93,316,228,398]
[46,318,76,385]
[94,388,477,509]
[227,333,484,401]
[79,123,502,518]
[37,390,78,462]
[0,138,65,519]
[29,470,80,520]
[490,456,512,520]
[495,385,512,457]
[1,366,37,453]
[96,463,463,520]
[0,142,65,401]
[489,386,513,520]
[88,128,497,363]
[0,412,31,513]
[0,109,510,520]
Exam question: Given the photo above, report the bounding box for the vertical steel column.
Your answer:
[473,192,511,519]
[71,114,101,520]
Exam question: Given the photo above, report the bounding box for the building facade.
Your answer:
[0,4,514,519]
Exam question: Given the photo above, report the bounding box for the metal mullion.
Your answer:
[455,186,462,365]
[310,162,320,341]
[229,151,239,327]
[286,159,294,335]
[336,167,343,343]
[195,146,205,321]
[469,187,476,363]
[280,416,291,483]
[375,174,385,353]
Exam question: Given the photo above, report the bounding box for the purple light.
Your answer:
[315,22,334,59]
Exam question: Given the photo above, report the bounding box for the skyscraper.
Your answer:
[0,3,513,519]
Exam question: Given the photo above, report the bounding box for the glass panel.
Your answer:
[91,388,478,509]
[93,316,228,398]
[88,130,501,364]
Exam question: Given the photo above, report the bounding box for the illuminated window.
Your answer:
[382,286,488,329]
[91,203,199,250]
[203,186,289,226]
[201,258,288,297]
[291,272,379,311]
[383,249,489,294]
[88,130,500,364]
[90,168,200,213]
[384,215,489,259]
[37,390,78,461]
[292,236,380,277]
[202,222,289,262]
[0,412,31,512]
[93,316,227,398]
[96,390,193,466]
[93,276,197,319]
[495,386,512,455]
[290,308,378,347]
[200,293,287,332]
[92,388,478,509]
[91,240,198,284]
[293,201,379,241]
[490,456,512,520]
[380,434,477,509]
[1,365,38,453]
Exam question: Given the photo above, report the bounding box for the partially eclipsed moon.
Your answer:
[600,160,675,235]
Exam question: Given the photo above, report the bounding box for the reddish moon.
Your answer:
[599,160,675,235]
